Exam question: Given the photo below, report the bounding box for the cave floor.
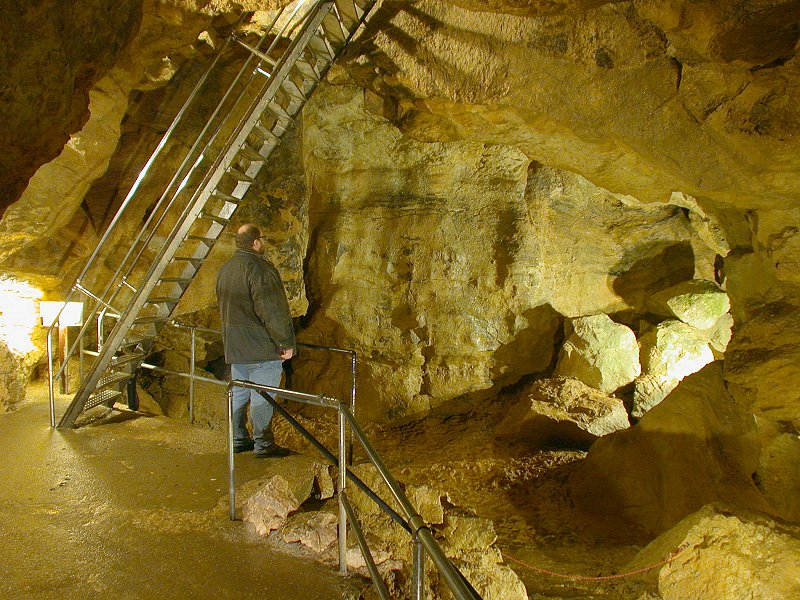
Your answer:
[0,383,365,600]
[4,382,658,600]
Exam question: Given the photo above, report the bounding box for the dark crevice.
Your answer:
[751,54,794,72]
[671,57,683,91]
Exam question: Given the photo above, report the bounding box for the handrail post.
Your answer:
[78,332,85,384]
[349,352,356,465]
[338,403,348,574]
[59,326,69,394]
[227,385,236,520]
[47,326,56,428]
[189,327,196,424]
[97,308,106,350]
[412,535,424,600]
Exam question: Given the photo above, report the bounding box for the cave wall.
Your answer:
[0,0,798,535]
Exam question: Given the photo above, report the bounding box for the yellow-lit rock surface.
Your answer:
[293,80,710,420]
[628,504,800,600]
[570,363,768,537]
[1,2,800,596]
[497,376,630,448]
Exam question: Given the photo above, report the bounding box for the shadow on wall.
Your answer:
[491,304,563,388]
[567,363,769,542]
[340,1,508,120]
[609,241,695,312]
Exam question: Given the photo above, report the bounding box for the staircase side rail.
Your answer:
[53,3,330,425]
[90,5,296,315]
[110,2,332,313]
[113,1,316,289]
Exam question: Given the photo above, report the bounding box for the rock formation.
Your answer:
[1,1,800,597]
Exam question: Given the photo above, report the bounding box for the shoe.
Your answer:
[253,444,292,458]
[233,439,255,453]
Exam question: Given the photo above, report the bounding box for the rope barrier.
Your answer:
[502,543,693,582]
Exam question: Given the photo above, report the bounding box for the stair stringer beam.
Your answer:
[58,2,338,428]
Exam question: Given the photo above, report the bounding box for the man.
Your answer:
[216,223,295,457]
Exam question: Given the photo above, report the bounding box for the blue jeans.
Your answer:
[231,360,283,451]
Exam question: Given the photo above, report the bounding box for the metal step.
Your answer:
[267,101,294,122]
[146,296,181,305]
[238,144,266,162]
[211,190,242,204]
[172,256,204,268]
[96,371,131,391]
[281,79,306,101]
[226,166,255,183]
[186,235,217,247]
[85,389,123,411]
[198,212,230,226]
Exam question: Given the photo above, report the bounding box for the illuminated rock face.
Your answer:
[0,278,43,411]
[631,504,800,600]
[497,376,630,448]
[554,314,640,393]
[0,0,799,545]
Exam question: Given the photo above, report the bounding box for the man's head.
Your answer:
[235,223,264,255]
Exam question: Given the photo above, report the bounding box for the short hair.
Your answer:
[235,224,261,250]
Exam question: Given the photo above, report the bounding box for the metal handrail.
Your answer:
[167,320,358,433]
[228,379,481,600]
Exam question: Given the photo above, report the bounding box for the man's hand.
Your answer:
[280,348,294,360]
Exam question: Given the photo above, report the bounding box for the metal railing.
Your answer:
[228,380,482,600]
[55,311,480,598]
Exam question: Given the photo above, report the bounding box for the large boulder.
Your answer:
[754,432,800,522]
[633,320,715,417]
[496,376,629,449]
[554,314,640,393]
[243,475,301,536]
[627,504,800,600]
[569,363,767,537]
[242,455,333,536]
[646,279,731,329]
[725,301,800,423]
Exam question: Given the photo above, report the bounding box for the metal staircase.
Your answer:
[50,0,376,428]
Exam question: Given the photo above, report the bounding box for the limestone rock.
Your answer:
[0,1,210,277]
[407,485,446,525]
[242,455,331,535]
[554,314,640,393]
[703,312,734,357]
[570,364,766,537]
[725,301,800,423]
[646,279,731,329]
[243,475,300,536]
[629,504,800,600]
[0,0,141,213]
[358,1,800,209]
[281,510,338,553]
[441,515,497,551]
[754,432,800,522]
[496,376,629,448]
[345,546,397,572]
[633,320,715,417]
[449,555,528,600]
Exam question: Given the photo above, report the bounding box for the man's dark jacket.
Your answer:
[216,249,295,364]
